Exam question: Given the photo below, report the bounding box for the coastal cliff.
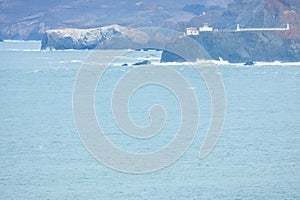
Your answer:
[41,25,141,50]
[41,25,300,63]
[161,31,300,63]
[40,25,181,51]
[160,0,300,63]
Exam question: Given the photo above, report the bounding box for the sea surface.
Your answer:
[0,41,299,199]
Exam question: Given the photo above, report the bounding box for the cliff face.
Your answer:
[41,25,137,50]
[41,25,180,50]
[41,28,101,50]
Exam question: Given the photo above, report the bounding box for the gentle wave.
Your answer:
[152,61,191,66]
[59,60,82,64]
[211,60,300,66]
[211,58,300,66]
[2,49,41,52]
[3,40,40,43]
[254,61,300,66]
[40,49,80,52]
[152,61,300,67]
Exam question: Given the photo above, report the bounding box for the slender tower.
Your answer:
[236,24,240,31]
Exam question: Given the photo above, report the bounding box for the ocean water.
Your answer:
[0,41,299,199]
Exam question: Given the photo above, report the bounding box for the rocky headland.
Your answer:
[41,25,135,50]
[40,24,300,63]
[161,30,300,63]
[41,25,180,51]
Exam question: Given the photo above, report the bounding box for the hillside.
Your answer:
[1,0,232,40]
[1,0,299,40]
[160,0,300,62]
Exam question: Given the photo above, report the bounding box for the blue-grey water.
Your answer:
[0,41,299,199]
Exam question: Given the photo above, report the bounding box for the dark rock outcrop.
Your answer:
[160,51,186,63]
[244,60,254,65]
[133,60,151,66]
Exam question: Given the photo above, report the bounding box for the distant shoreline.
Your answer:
[1,40,300,66]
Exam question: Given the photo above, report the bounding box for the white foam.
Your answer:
[211,60,300,67]
[70,60,82,63]
[59,60,82,64]
[41,49,78,52]
[254,61,300,66]
[187,86,196,90]
[152,61,191,66]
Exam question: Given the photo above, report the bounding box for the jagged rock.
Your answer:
[244,60,254,65]
[40,25,146,50]
[133,60,151,66]
[160,51,186,62]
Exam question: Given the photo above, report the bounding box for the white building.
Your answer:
[186,27,199,35]
[199,23,213,32]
